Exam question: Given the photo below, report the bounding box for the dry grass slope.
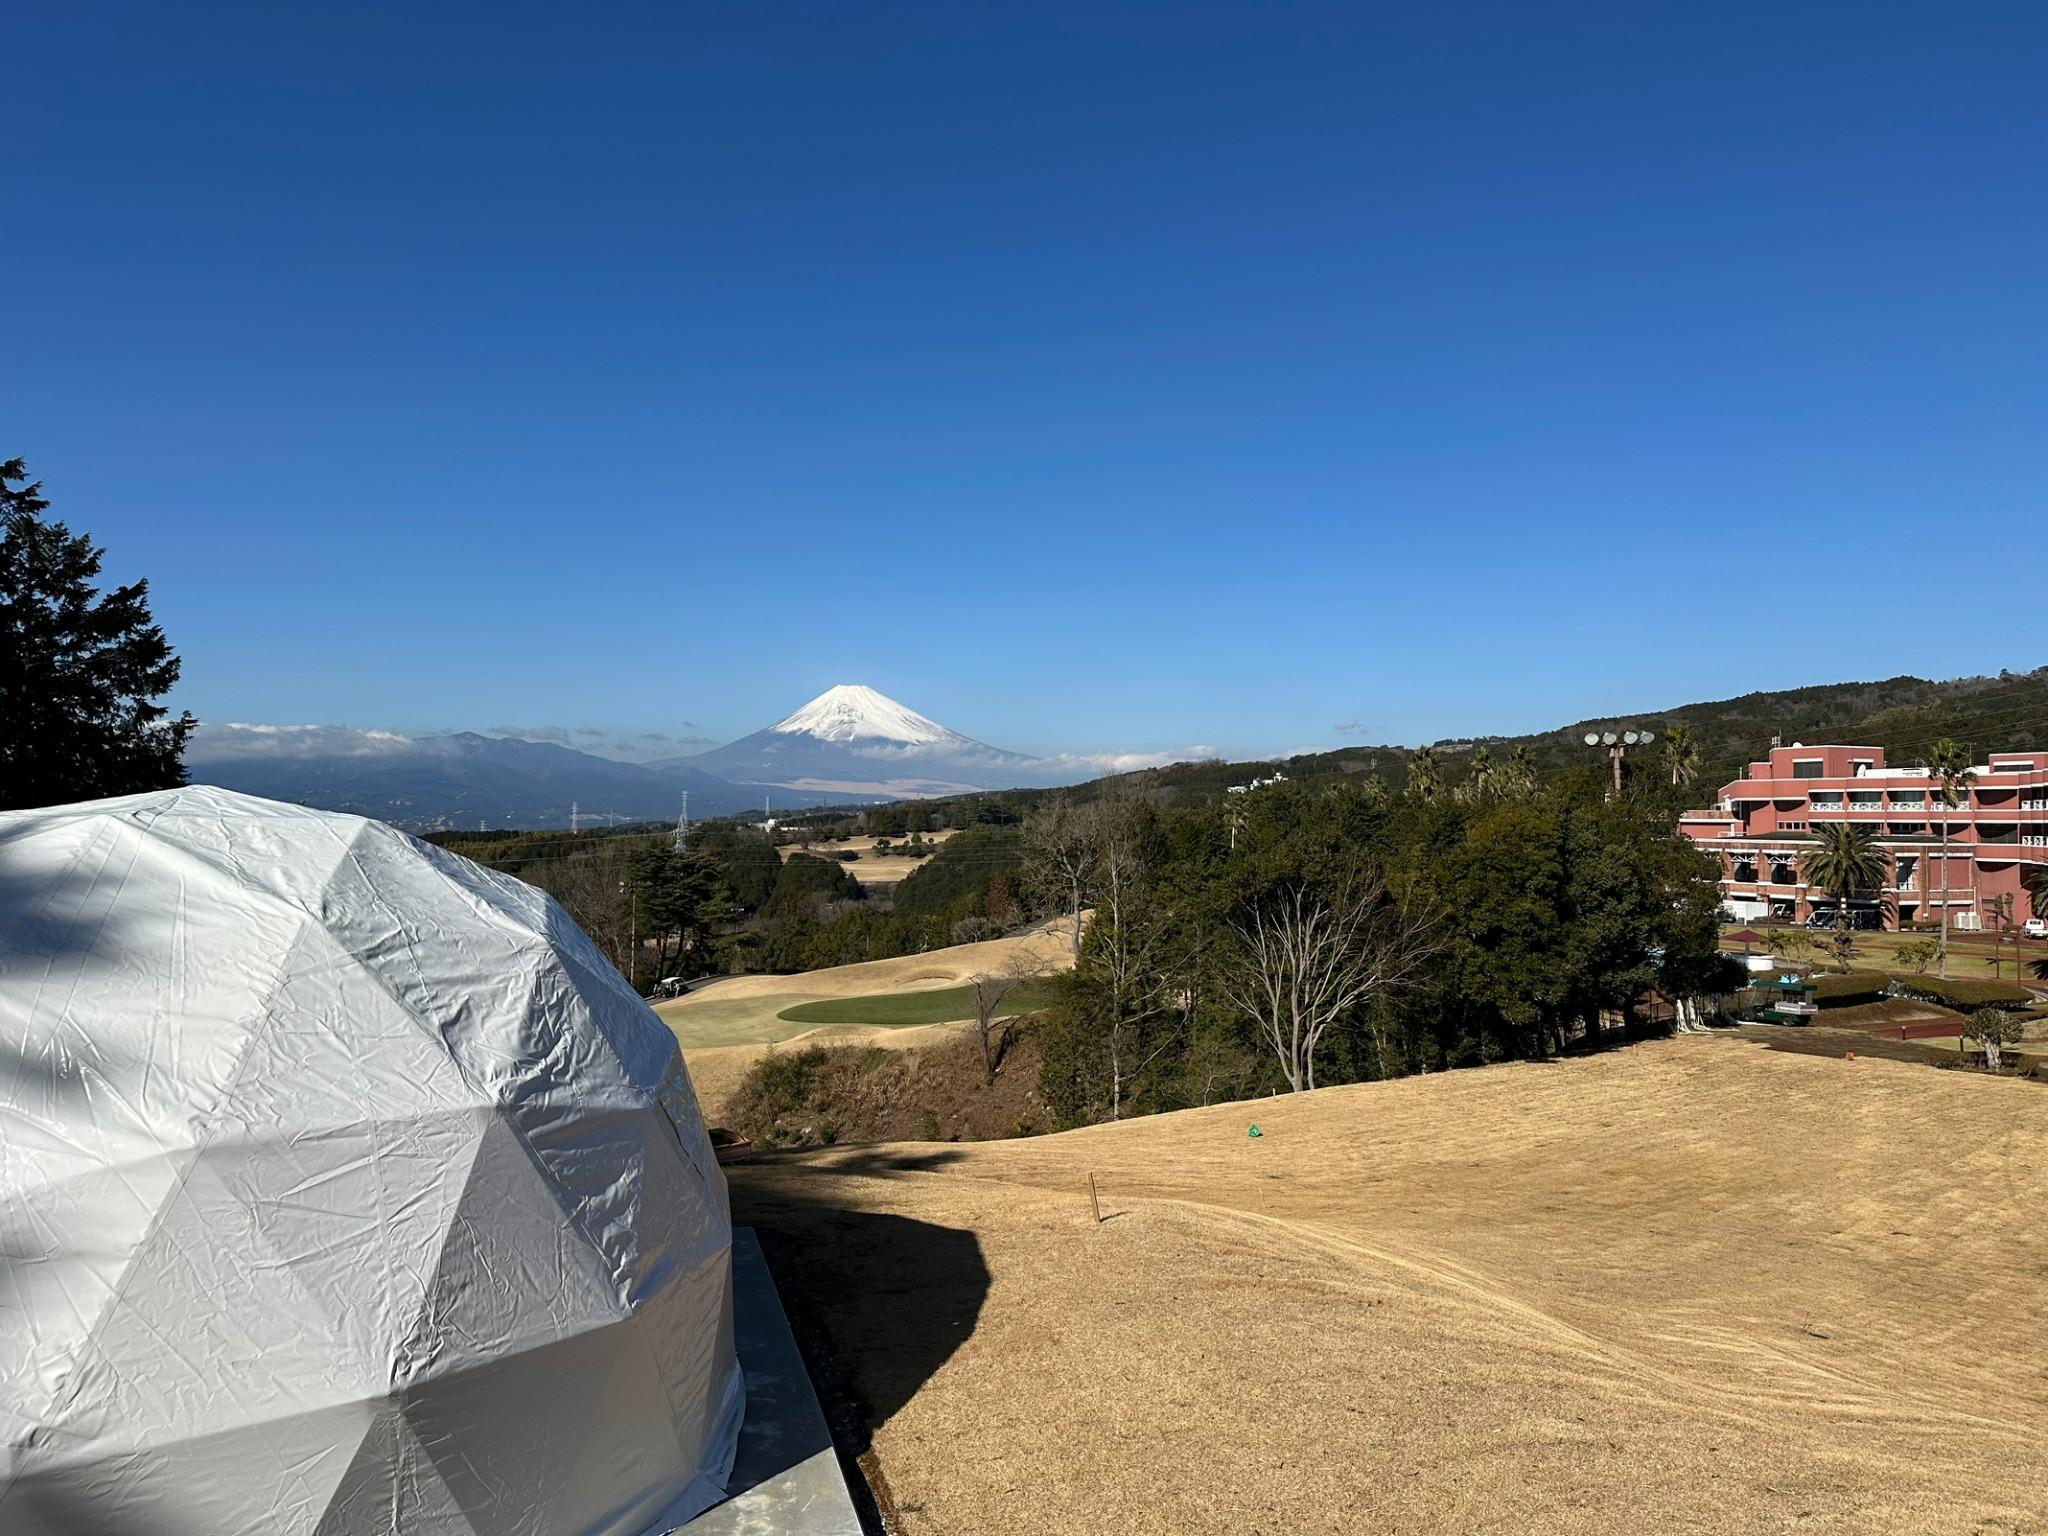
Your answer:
[731,1036,2048,1535]
[657,916,1076,1043]
[662,917,1080,1120]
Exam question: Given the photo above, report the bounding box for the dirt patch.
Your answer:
[722,1023,1046,1149]
[731,1036,2048,1535]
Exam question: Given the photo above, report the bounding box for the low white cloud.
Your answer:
[490,724,572,745]
[1034,746,1218,775]
[187,723,415,762]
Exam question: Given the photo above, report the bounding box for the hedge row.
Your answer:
[1812,972,1890,1006]
[1889,974,2034,1011]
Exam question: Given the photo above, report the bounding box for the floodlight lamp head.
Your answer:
[1601,732,1618,746]
[1640,729,1656,743]
[1583,732,1600,746]
[1622,731,1639,745]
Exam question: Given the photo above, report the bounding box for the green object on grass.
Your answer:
[1247,1125,1262,1138]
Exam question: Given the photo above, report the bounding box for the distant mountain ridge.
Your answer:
[1036,666,2048,809]
[188,669,2048,833]
[186,730,788,831]
[186,684,1072,828]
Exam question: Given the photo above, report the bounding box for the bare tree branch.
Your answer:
[1222,871,1437,1092]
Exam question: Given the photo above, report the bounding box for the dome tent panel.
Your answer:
[0,787,744,1536]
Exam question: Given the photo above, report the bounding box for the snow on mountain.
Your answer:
[671,684,1048,795]
[769,684,959,746]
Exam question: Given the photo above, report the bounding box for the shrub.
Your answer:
[1813,971,1888,1006]
[747,1047,826,1116]
[1963,1008,2026,1070]
[1888,974,2033,1011]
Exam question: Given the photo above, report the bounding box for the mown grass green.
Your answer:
[777,977,1060,1027]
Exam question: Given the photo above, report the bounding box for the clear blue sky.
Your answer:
[7,2,2045,763]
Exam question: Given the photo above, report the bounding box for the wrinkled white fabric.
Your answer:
[0,787,743,1535]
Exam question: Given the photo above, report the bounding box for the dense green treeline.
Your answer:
[1027,766,1737,1128]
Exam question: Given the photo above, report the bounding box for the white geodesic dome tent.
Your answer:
[0,787,744,1535]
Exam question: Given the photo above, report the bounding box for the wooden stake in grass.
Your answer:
[1088,1173,1101,1224]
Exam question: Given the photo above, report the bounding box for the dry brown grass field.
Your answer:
[729,1036,2048,1535]
[781,829,958,887]
[659,917,1080,1119]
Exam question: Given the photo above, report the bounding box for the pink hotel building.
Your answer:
[1678,743,2048,930]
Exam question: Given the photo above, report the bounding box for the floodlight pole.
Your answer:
[1581,728,1654,803]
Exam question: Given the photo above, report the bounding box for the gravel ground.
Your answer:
[731,1035,2048,1536]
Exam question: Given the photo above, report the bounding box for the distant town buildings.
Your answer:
[1679,743,2048,931]
[1226,770,1290,795]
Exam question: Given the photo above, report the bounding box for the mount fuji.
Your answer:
[664,684,1044,796]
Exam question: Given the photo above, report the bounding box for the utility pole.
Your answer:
[673,791,690,852]
[570,801,581,833]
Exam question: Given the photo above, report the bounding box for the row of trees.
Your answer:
[510,816,1036,988]
[1019,764,1736,1128]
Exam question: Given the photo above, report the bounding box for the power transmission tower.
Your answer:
[570,801,581,833]
[673,791,690,851]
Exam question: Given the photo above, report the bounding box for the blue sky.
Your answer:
[7,2,2046,763]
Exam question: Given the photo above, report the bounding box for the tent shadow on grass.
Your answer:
[726,1150,988,1534]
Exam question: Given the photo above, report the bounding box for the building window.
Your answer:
[1792,760,1824,779]
[1810,792,1843,808]
[1887,823,1924,836]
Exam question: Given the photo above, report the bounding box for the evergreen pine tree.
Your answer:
[1,459,196,810]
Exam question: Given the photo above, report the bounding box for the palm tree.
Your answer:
[2025,863,2048,923]
[1464,746,1495,803]
[1503,743,1537,799]
[1925,738,1975,978]
[1662,724,1700,790]
[1799,822,1890,968]
[1406,745,1441,803]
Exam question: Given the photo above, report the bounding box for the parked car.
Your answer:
[2025,917,2047,940]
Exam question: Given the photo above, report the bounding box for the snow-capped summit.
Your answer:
[770,684,957,746]
[675,684,1036,796]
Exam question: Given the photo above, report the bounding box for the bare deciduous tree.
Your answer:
[966,972,1017,1083]
[1089,796,1175,1119]
[528,845,634,976]
[1022,794,1100,963]
[1223,872,1436,1092]
[964,951,1035,1083]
